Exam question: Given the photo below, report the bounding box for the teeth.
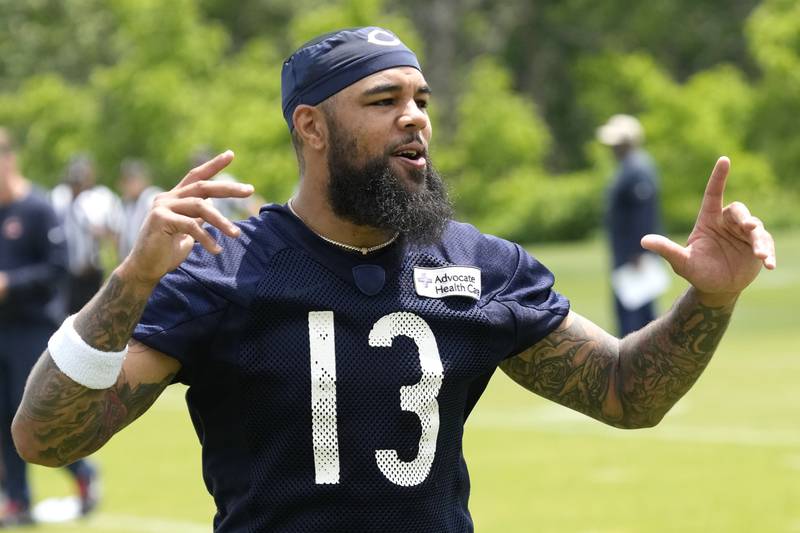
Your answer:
[397,150,418,157]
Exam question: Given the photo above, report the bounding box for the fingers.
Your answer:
[147,194,242,256]
[722,202,777,270]
[175,150,235,188]
[698,156,730,216]
[641,234,688,272]
[722,201,760,244]
[175,179,254,200]
[153,207,222,255]
[162,197,241,239]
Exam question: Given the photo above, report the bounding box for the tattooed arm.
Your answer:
[12,272,181,466]
[11,151,252,467]
[500,289,733,428]
[503,157,774,429]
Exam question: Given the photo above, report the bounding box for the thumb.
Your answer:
[641,234,688,272]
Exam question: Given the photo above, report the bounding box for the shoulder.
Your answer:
[50,183,72,207]
[623,150,657,179]
[23,187,59,217]
[424,221,570,353]
[175,206,291,306]
[430,220,521,261]
[418,220,554,302]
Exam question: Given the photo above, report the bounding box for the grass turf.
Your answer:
[27,230,800,532]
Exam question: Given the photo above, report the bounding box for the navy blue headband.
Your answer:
[281,27,421,131]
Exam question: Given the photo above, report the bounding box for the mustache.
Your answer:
[386,133,427,154]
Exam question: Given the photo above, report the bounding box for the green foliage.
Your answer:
[106,0,229,73]
[491,0,760,172]
[0,75,96,186]
[185,39,296,200]
[576,53,778,232]
[0,0,797,241]
[0,0,119,90]
[438,57,600,242]
[745,0,800,190]
[0,0,296,196]
[288,0,422,61]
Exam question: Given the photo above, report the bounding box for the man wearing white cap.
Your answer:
[597,114,664,336]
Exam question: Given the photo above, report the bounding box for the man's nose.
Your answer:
[397,101,429,131]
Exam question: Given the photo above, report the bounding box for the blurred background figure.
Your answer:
[115,158,162,260]
[0,129,99,527]
[51,154,120,314]
[190,146,264,221]
[597,114,665,336]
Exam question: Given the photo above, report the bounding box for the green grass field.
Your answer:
[27,230,800,532]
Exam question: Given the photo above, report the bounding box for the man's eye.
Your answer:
[416,100,429,109]
[372,99,394,106]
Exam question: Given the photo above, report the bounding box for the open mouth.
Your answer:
[390,142,427,172]
[393,148,423,161]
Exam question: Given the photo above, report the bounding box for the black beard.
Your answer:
[326,128,453,245]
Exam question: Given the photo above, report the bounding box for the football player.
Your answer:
[12,27,775,532]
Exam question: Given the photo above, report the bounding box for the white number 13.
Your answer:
[308,311,444,487]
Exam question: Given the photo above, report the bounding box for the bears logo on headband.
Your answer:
[281,27,422,131]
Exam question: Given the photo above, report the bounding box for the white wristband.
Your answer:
[48,315,128,389]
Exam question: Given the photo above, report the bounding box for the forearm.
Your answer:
[500,288,736,430]
[618,287,736,427]
[73,263,157,351]
[12,265,160,466]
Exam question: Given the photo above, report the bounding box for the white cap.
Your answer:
[596,114,644,146]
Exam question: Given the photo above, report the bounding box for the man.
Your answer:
[51,154,120,314]
[115,158,163,260]
[597,114,666,336]
[11,28,775,532]
[0,129,98,527]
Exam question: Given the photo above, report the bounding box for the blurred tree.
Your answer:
[0,75,95,186]
[0,0,795,239]
[438,57,602,241]
[198,0,297,51]
[495,0,761,172]
[745,0,800,191]
[575,53,776,232]
[86,0,230,181]
[0,0,118,90]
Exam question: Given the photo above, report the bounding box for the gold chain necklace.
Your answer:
[287,198,399,256]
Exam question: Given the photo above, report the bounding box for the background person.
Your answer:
[0,129,98,527]
[115,158,163,260]
[597,114,665,336]
[11,28,775,532]
[51,154,120,314]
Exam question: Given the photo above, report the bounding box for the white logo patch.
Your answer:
[367,29,401,47]
[414,266,481,300]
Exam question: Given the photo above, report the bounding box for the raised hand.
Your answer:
[640,157,776,304]
[120,150,254,285]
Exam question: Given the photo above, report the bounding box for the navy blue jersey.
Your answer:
[133,204,569,532]
[0,187,67,327]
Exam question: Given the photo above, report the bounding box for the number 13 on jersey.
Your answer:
[308,311,444,487]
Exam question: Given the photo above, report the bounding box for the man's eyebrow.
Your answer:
[362,83,432,97]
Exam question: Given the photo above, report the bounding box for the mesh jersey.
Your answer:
[133,204,569,532]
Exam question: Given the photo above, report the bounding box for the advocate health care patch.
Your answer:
[413,266,481,300]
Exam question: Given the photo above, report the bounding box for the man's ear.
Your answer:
[293,105,327,151]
